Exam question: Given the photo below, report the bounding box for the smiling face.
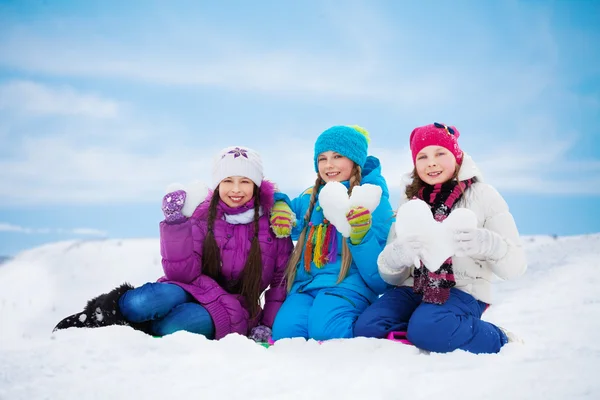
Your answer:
[415,145,457,185]
[317,151,355,183]
[218,176,255,207]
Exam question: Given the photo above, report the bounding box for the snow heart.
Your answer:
[394,199,477,271]
[166,181,209,217]
[319,181,382,237]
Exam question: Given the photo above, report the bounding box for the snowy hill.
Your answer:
[1,235,599,399]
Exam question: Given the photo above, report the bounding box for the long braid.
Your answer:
[348,164,362,193]
[337,164,362,283]
[201,189,222,281]
[239,185,262,318]
[285,175,324,291]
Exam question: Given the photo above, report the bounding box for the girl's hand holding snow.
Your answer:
[346,206,372,245]
[162,190,187,224]
[377,236,422,286]
[269,200,295,238]
[320,181,382,238]
[248,325,272,342]
[380,235,423,271]
[454,228,508,261]
[162,181,208,223]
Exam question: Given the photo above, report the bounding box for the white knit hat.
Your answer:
[212,146,264,188]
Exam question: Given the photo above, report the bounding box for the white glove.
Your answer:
[379,235,423,271]
[454,228,508,261]
[378,236,423,286]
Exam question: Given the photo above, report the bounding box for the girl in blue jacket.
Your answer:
[271,125,393,341]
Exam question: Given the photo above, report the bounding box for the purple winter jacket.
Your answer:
[158,180,293,340]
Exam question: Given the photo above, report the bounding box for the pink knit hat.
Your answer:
[409,122,463,165]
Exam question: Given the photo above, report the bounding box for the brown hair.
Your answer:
[201,185,263,318]
[405,162,474,199]
[285,164,363,291]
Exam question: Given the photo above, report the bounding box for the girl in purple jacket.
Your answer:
[54,146,294,341]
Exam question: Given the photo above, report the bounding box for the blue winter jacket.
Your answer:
[281,156,393,301]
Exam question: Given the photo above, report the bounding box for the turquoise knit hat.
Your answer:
[313,125,371,172]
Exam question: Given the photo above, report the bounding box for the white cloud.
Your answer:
[0,223,107,236]
[4,123,598,209]
[0,223,28,233]
[0,12,456,108]
[0,80,119,118]
[0,135,218,205]
[0,41,408,103]
[0,3,597,204]
[0,1,571,123]
[64,228,107,236]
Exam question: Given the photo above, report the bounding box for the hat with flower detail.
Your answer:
[212,146,264,188]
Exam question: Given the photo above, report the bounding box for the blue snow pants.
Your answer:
[354,286,508,354]
[119,282,215,338]
[272,287,370,341]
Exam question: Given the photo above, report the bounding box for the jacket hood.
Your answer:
[361,155,389,198]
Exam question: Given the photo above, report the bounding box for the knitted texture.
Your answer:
[162,190,187,224]
[409,122,463,165]
[455,228,508,260]
[270,200,295,238]
[346,206,372,245]
[248,325,272,342]
[212,146,264,188]
[314,125,370,172]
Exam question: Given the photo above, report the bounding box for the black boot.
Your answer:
[53,283,152,334]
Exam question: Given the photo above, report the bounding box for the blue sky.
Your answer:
[1,0,599,256]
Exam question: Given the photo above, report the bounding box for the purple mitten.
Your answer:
[162,190,187,224]
[248,325,272,343]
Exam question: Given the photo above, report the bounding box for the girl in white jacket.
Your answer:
[354,122,526,354]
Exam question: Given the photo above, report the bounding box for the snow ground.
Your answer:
[1,234,599,400]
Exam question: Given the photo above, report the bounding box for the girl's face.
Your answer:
[317,151,355,183]
[218,176,255,208]
[415,145,457,185]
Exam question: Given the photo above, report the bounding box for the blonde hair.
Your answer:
[285,164,363,291]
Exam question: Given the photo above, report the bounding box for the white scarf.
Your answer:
[223,207,264,225]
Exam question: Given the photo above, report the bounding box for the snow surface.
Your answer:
[1,234,599,399]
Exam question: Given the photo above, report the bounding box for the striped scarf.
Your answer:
[413,178,473,304]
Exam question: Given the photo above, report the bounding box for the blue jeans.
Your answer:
[354,286,508,354]
[272,287,370,341]
[119,282,215,338]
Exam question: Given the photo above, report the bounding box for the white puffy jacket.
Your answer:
[379,153,527,304]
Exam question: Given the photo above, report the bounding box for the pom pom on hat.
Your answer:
[409,122,463,165]
[349,125,371,144]
[314,125,370,172]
